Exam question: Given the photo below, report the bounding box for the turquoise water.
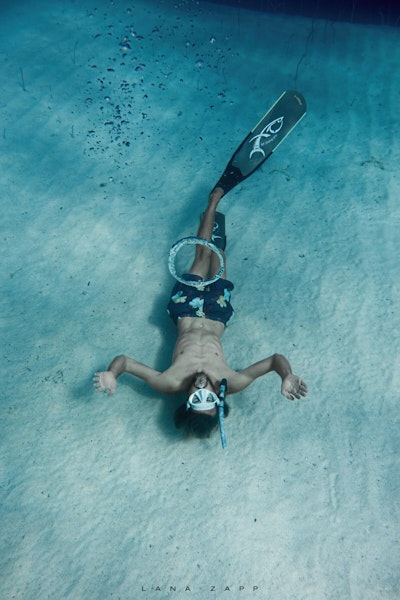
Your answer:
[1,1,399,598]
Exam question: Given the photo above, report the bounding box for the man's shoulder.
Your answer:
[157,366,191,394]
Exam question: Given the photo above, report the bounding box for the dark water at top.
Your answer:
[206,0,400,26]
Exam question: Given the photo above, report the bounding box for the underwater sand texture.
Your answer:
[1,0,399,598]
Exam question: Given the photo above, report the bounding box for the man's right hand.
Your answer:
[281,374,308,401]
[93,371,117,396]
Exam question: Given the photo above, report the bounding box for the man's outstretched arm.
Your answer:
[228,353,308,400]
[93,354,178,396]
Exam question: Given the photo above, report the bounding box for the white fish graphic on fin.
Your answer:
[248,116,284,158]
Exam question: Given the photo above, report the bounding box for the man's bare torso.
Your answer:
[170,317,235,391]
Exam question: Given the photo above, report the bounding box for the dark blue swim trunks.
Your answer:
[167,274,234,327]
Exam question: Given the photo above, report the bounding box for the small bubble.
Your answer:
[119,38,131,50]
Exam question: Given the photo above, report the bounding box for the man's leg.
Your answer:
[188,187,225,280]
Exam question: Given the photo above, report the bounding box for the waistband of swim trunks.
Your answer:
[182,273,203,282]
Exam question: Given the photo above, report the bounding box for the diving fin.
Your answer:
[212,90,306,195]
[212,212,226,250]
[200,211,226,250]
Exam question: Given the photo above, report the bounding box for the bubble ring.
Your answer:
[168,237,224,287]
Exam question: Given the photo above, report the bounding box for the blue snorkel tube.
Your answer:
[218,379,228,449]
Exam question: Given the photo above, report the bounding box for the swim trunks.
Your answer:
[167,274,234,327]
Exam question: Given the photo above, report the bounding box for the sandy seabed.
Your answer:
[1,0,399,598]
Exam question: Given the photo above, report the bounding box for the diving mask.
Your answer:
[186,388,222,412]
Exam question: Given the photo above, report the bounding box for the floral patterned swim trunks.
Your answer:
[167,274,234,327]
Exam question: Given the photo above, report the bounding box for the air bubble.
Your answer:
[119,38,131,50]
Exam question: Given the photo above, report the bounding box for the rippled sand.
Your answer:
[1,1,399,598]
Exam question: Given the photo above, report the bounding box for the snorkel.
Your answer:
[218,379,228,449]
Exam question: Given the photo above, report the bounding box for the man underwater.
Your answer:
[93,185,308,440]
